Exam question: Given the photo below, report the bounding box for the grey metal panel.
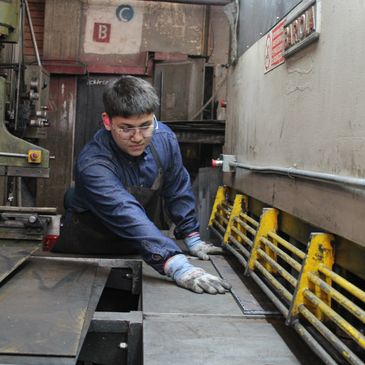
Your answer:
[154,62,193,121]
[210,255,278,314]
[32,255,143,295]
[80,312,143,365]
[6,166,49,178]
[225,0,365,258]
[196,167,222,240]
[0,355,75,365]
[144,316,322,365]
[0,241,39,282]
[0,206,57,214]
[238,0,302,56]
[36,76,77,212]
[75,264,111,358]
[75,76,118,162]
[142,258,243,316]
[0,259,109,357]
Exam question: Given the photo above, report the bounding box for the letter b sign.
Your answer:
[93,23,111,43]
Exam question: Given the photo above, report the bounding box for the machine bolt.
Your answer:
[28,215,37,224]
[119,342,128,349]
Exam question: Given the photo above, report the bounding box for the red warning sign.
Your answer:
[264,19,286,73]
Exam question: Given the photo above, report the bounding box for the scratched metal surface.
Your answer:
[0,241,39,283]
[144,317,322,365]
[142,258,243,316]
[0,258,109,357]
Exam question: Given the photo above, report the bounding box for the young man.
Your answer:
[53,75,231,294]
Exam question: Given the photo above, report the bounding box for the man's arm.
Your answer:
[76,159,182,273]
[76,159,229,294]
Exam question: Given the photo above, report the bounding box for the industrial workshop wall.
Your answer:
[36,0,229,212]
[224,0,365,254]
[43,0,210,71]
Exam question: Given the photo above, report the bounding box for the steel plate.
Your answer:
[142,258,243,316]
[0,241,39,283]
[0,258,109,357]
[144,317,321,365]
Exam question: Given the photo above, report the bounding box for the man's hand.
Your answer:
[184,233,224,260]
[164,254,231,294]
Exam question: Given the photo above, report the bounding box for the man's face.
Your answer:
[103,113,155,157]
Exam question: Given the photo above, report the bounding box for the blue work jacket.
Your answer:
[72,121,200,272]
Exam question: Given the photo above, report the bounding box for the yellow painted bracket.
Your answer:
[245,208,278,275]
[242,194,248,213]
[288,233,334,323]
[223,194,244,244]
[208,186,227,227]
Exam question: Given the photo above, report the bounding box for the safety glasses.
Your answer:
[113,115,157,140]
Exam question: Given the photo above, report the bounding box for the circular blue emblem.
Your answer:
[116,5,134,22]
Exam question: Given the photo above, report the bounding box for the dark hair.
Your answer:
[103,75,159,118]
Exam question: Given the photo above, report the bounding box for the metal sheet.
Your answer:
[0,355,75,365]
[75,76,117,162]
[238,0,302,56]
[36,76,77,211]
[142,257,243,316]
[144,317,323,365]
[6,166,50,178]
[196,167,223,240]
[0,206,57,214]
[0,241,39,283]
[75,263,111,358]
[0,259,108,357]
[210,255,279,315]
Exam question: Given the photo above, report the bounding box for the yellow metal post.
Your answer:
[208,186,227,227]
[288,233,334,323]
[223,194,243,244]
[242,195,248,213]
[245,208,278,275]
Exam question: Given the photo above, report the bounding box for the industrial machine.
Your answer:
[209,1,365,364]
[0,0,58,265]
[0,0,364,364]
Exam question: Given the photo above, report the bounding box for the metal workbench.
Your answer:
[0,241,323,364]
[142,256,321,365]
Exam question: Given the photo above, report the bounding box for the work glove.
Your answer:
[164,254,231,294]
[184,232,224,260]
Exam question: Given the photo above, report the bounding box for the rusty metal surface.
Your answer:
[0,241,39,283]
[0,258,109,357]
[36,76,77,212]
[141,3,206,56]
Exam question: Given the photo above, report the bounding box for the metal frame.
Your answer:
[210,185,365,364]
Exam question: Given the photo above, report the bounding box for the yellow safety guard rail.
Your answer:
[209,186,365,365]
